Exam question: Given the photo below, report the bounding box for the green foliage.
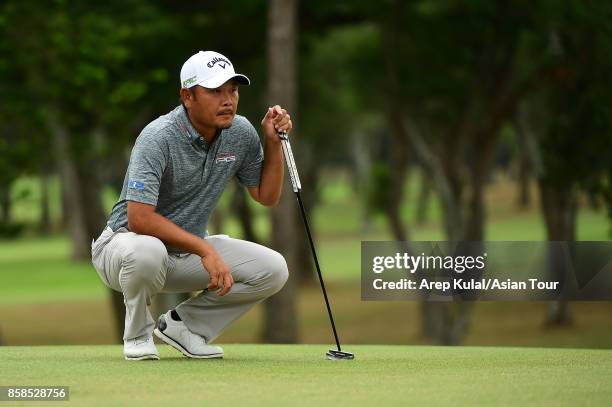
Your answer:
[366,162,392,215]
[0,0,610,234]
[0,0,179,163]
[300,23,383,164]
[534,0,612,234]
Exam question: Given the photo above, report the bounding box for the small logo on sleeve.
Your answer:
[215,153,236,163]
[128,180,145,190]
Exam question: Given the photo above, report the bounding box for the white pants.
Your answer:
[91,227,289,342]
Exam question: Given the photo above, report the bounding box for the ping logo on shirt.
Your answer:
[128,180,145,190]
[215,153,236,163]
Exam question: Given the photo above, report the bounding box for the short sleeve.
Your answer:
[125,132,168,206]
[236,124,264,188]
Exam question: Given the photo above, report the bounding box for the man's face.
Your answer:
[182,79,239,135]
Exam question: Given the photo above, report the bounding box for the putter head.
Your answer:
[325,349,354,360]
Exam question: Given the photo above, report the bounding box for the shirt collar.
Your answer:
[176,105,202,145]
[175,105,223,150]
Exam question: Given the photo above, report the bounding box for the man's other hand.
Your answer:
[201,251,234,296]
[261,104,292,138]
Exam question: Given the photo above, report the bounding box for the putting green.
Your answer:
[1,344,610,406]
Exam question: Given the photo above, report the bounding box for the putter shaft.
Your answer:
[278,132,343,352]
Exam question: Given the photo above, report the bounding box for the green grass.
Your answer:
[1,344,611,406]
[0,236,107,305]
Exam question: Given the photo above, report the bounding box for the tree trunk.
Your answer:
[539,182,575,326]
[517,157,531,209]
[514,105,541,209]
[415,171,432,225]
[108,290,125,342]
[49,112,126,341]
[39,169,51,234]
[75,153,127,342]
[406,119,464,241]
[386,114,410,243]
[77,168,106,244]
[81,129,129,341]
[464,132,497,242]
[47,110,90,260]
[381,0,411,245]
[395,113,469,342]
[351,130,375,233]
[515,101,573,327]
[262,0,299,343]
[424,133,498,346]
[0,184,10,226]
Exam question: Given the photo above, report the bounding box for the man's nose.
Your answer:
[221,91,233,106]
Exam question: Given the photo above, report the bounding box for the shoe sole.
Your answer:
[153,328,223,359]
[124,354,159,361]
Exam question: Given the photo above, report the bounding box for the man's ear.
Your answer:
[180,88,192,107]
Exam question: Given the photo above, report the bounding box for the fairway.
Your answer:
[1,345,611,406]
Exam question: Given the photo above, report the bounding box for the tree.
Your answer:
[518,1,612,325]
[262,0,300,343]
[1,0,180,340]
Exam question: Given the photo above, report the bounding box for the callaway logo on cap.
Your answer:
[180,50,251,89]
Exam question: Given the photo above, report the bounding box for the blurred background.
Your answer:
[1,0,611,348]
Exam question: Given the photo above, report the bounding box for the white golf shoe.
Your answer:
[154,311,224,359]
[123,334,160,361]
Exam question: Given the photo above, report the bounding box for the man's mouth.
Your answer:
[218,111,234,117]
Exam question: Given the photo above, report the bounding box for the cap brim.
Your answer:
[198,73,250,89]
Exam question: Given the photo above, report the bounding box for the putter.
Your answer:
[278,131,354,361]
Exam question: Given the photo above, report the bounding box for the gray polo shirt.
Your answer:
[107,105,263,252]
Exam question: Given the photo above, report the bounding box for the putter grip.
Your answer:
[278,132,301,192]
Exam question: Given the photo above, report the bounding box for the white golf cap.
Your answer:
[180,50,250,89]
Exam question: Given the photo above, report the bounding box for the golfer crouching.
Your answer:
[90,51,291,360]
